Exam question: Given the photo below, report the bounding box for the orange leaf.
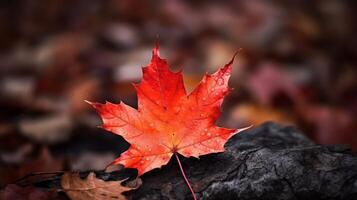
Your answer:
[88,45,248,176]
[61,172,140,200]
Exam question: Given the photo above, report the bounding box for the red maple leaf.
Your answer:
[87,45,248,177]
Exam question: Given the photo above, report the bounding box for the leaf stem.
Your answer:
[174,152,197,200]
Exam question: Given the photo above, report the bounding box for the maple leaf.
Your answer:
[87,45,248,176]
[61,172,140,200]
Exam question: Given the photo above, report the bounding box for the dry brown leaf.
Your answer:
[61,172,139,200]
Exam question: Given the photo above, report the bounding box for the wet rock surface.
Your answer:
[130,122,357,200]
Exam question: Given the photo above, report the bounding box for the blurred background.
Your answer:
[0,0,356,187]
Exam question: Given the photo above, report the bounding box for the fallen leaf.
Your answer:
[61,172,138,200]
[88,45,248,175]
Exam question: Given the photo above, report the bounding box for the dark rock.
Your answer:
[9,122,357,200]
[129,122,357,200]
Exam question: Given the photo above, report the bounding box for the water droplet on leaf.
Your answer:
[217,78,224,86]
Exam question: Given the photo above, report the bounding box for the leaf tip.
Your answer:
[153,39,160,57]
[236,125,253,133]
[105,160,118,170]
[85,100,101,109]
[84,100,93,105]
[226,48,242,66]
